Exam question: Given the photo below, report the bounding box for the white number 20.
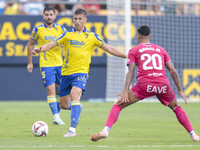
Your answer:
[141,53,162,70]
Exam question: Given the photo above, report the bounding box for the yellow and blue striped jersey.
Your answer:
[55,27,105,76]
[31,23,66,67]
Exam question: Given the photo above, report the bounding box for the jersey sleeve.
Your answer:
[163,49,171,63]
[94,33,105,48]
[54,31,67,46]
[127,48,136,66]
[30,27,38,41]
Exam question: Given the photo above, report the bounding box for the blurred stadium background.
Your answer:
[0,0,199,102]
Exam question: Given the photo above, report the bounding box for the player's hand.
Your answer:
[31,48,40,55]
[32,48,40,55]
[116,90,129,104]
[32,46,43,55]
[60,44,64,48]
[179,90,187,105]
[27,63,33,73]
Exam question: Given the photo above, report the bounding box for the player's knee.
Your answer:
[120,103,128,109]
[70,92,81,101]
[60,102,69,109]
[70,86,82,100]
[46,85,56,95]
[168,98,179,110]
[115,101,127,109]
[60,104,65,109]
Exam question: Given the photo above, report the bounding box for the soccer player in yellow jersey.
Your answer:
[32,8,127,137]
[27,7,66,125]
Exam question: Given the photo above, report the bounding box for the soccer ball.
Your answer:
[32,121,49,137]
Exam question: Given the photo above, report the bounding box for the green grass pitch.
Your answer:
[0,101,200,150]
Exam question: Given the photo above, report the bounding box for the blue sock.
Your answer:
[70,101,81,128]
[47,95,58,115]
[55,93,60,114]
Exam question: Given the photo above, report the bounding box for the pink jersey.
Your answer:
[127,43,171,83]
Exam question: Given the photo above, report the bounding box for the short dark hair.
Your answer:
[74,8,87,16]
[43,7,55,14]
[137,25,151,36]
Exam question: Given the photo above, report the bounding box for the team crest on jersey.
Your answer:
[85,34,89,39]
[55,28,58,31]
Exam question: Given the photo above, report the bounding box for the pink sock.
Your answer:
[174,105,193,133]
[105,104,122,128]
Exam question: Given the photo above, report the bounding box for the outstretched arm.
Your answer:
[166,61,187,104]
[101,43,127,58]
[32,41,57,55]
[116,63,135,103]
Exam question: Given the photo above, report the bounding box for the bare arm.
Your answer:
[166,61,187,104]
[101,43,127,58]
[116,63,135,103]
[27,38,35,73]
[124,63,135,91]
[32,41,57,55]
[166,61,182,92]
[40,41,57,52]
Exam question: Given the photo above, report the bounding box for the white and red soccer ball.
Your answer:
[32,121,49,137]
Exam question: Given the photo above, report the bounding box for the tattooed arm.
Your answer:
[166,61,187,104]
[166,61,182,91]
[116,63,135,103]
[124,63,135,91]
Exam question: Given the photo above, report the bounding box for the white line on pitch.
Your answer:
[0,145,200,148]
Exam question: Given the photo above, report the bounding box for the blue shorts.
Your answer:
[40,66,62,88]
[60,73,88,97]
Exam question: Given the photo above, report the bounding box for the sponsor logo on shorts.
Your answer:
[78,75,86,82]
[147,85,167,93]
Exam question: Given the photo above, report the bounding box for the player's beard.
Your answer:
[45,19,53,25]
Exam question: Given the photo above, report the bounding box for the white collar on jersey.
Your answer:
[43,22,56,30]
[72,27,88,35]
[141,43,151,44]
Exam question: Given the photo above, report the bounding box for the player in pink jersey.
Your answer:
[91,25,200,142]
